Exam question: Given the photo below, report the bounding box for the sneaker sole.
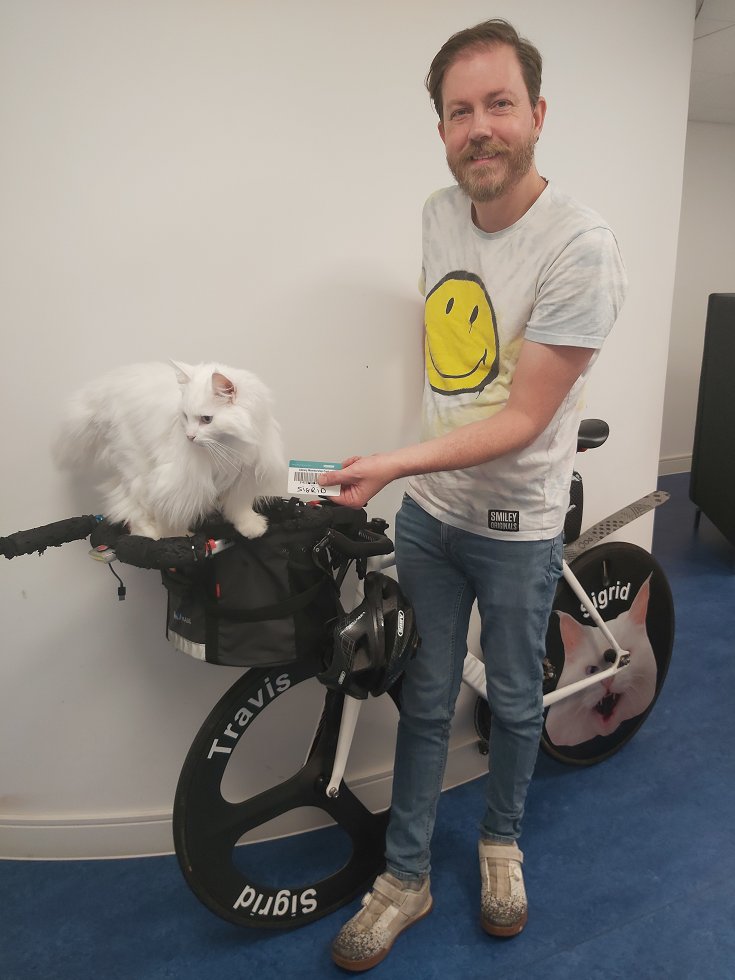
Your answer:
[481,908,528,938]
[331,899,433,973]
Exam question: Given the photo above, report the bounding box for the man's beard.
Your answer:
[447,136,536,203]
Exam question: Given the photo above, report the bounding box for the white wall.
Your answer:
[660,120,735,473]
[0,0,695,858]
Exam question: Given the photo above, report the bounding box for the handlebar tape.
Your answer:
[87,520,216,569]
[111,532,212,569]
[0,515,100,559]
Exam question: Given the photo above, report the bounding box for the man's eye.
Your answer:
[450,108,469,119]
[200,415,213,424]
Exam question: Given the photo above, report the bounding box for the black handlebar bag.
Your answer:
[163,498,368,668]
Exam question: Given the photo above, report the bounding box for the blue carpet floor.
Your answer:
[2,473,734,979]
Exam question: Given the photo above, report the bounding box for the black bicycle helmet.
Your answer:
[317,572,420,699]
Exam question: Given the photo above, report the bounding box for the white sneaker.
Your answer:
[479,840,528,936]
[331,871,432,971]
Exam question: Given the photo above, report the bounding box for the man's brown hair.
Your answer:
[426,19,543,120]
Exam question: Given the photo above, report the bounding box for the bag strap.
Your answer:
[204,579,329,623]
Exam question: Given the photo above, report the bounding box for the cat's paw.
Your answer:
[235,511,269,539]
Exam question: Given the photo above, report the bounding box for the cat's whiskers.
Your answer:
[205,438,242,473]
[204,440,233,471]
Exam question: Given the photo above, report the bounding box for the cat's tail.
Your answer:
[254,416,288,494]
[51,390,105,470]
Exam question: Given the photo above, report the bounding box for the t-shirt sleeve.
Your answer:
[524,226,627,349]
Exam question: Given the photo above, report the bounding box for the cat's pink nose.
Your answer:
[187,434,196,442]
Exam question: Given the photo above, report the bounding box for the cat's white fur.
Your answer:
[545,575,657,747]
[53,361,285,539]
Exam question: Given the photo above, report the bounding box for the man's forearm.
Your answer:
[380,407,539,481]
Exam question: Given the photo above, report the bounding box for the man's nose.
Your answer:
[468,109,493,142]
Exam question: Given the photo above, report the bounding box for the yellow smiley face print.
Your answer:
[425,272,499,395]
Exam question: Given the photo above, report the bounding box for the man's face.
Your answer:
[439,44,545,204]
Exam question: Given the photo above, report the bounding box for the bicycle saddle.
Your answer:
[577,418,609,451]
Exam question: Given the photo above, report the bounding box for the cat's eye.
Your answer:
[199,416,213,425]
[585,665,600,676]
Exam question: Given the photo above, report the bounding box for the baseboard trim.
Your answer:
[0,811,176,861]
[0,738,486,861]
[658,454,691,476]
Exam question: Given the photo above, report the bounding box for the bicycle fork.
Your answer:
[325,695,362,798]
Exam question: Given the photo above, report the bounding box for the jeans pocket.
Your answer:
[548,533,564,582]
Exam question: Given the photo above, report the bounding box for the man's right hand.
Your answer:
[317,454,397,509]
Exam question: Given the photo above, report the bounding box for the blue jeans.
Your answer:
[385,495,563,880]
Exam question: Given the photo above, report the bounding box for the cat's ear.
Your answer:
[628,574,651,627]
[170,360,193,385]
[212,372,236,402]
[557,610,584,656]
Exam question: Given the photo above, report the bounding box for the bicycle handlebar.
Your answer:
[2,511,394,570]
[102,523,394,570]
[0,515,100,559]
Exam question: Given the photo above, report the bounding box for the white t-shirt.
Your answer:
[407,181,627,541]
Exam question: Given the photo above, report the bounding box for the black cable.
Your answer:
[108,563,127,601]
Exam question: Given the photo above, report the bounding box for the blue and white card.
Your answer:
[287,459,342,497]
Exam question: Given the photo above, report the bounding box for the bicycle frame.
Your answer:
[324,488,669,797]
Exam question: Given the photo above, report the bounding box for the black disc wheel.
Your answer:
[173,658,393,928]
[541,543,674,766]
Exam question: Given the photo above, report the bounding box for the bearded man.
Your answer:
[320,19,627,971]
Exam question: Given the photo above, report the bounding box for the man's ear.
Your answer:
[438,119,446,145]
[532,96,547,140]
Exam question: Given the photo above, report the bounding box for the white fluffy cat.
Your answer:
[544,575,658,747]
[53,361,285,539]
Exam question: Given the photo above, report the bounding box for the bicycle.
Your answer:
[0,419,674,931]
